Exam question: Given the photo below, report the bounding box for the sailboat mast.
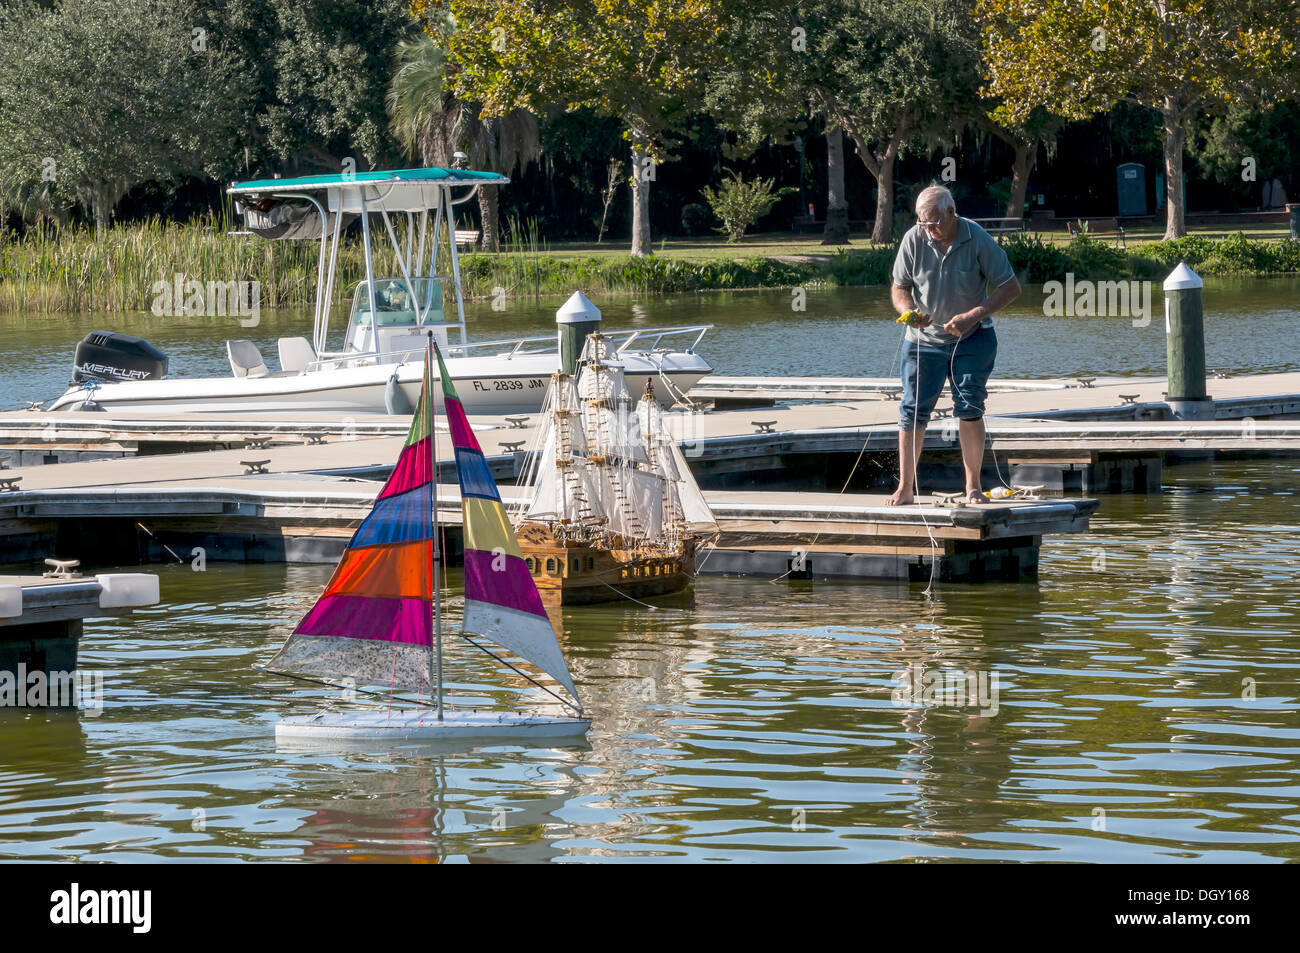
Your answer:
[429,333,444,721]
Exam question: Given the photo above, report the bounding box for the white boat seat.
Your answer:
[277,336,316,374]
[227,340,269,378]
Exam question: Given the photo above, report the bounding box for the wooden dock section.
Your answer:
[0,435,1096,581]
[0,367,1298,584]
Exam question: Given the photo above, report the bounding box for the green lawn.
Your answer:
[1112,222,1292,245]
[507,233,871,260]
[521,219,1293,260]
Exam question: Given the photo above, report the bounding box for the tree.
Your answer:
[980,108,1064,219]
[788,1,981,243]
[980,0,1300,239]
[1193,100,1300,207]
[388,30,540,251]
[445,0,747,256]
[703,13,843,241]
[0,0,247,232]
[703,2,977,245]
[823,128,851,244]
[253,0,412,171]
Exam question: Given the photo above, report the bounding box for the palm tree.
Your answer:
[0,174,71,229]
[388,34,540,252]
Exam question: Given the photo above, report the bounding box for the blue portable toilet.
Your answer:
[1117,162,1146,216]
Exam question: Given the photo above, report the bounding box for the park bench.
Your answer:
[1067,217,1126,248]
[454,229,481,249]
[971,216,1027,235]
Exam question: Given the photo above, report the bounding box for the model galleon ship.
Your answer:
[514,334,717,605]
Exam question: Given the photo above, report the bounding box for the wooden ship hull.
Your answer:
[516,520,697,606]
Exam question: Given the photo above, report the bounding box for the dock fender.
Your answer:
[385,371,414,415]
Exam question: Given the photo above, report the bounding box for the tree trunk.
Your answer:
[863,138,900,244]
[478,184,500,252]
[629,127,652,256]
[92,188,111,237]
[1161,99,1187,239]
[845,126,901,244]
[822,127,850,245]
[1007,139,1036,220]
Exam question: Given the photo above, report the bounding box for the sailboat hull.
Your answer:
[516,522,697,606]
[276,709,591,741]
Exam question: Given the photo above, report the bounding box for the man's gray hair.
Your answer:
[915,184,956,215]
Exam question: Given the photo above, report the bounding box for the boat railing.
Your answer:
[440,323,713,360]
[305,323,712,371]
[608,324,712,356]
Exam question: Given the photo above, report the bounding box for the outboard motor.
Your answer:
[71,331,168,385]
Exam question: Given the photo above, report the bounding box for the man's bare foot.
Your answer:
[885,487,914,506]
[967,488,985,504]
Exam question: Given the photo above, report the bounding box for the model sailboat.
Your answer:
[268,335,590,740]
[512,333,718,605]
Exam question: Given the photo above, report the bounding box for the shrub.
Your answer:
[826,247,898,285]
[1062,233,1128,280]
[998,232,1068,283]
[701,172,794,242]
[680,203,712,237]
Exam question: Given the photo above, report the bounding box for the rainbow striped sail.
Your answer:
[432,342,580,703]
[266,342,580,709]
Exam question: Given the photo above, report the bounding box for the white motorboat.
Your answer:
[47,167,711,415]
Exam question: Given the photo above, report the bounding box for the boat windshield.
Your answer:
[349,277,445,327]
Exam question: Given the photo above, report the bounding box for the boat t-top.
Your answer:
[48,167,712,415]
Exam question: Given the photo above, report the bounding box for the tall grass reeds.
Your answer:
[3,221,1296,315]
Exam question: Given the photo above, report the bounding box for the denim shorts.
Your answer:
[898,324,998,429]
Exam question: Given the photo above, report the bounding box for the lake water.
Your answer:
[0,279,1297,862]
[6,277,1300,410]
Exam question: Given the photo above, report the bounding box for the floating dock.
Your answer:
[0,569,159,707]
[1,369,1298,584]
[5,371,1297,484]
[0,432,1093,581]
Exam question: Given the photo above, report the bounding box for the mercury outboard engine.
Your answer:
[71,330,168,385]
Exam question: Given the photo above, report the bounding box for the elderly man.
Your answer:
[887,185,1021,505]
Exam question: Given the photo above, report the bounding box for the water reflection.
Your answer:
[281,748,588,863]
[0,462,1297,861]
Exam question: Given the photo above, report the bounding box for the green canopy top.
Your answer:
[228,167,509,195]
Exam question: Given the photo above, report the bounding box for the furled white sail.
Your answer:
[598,466,664,540]
[582,403,650,464]
[577,335,626,400]
[637,390,716,536]
[665,436,718,534]
[525,429,564,521]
